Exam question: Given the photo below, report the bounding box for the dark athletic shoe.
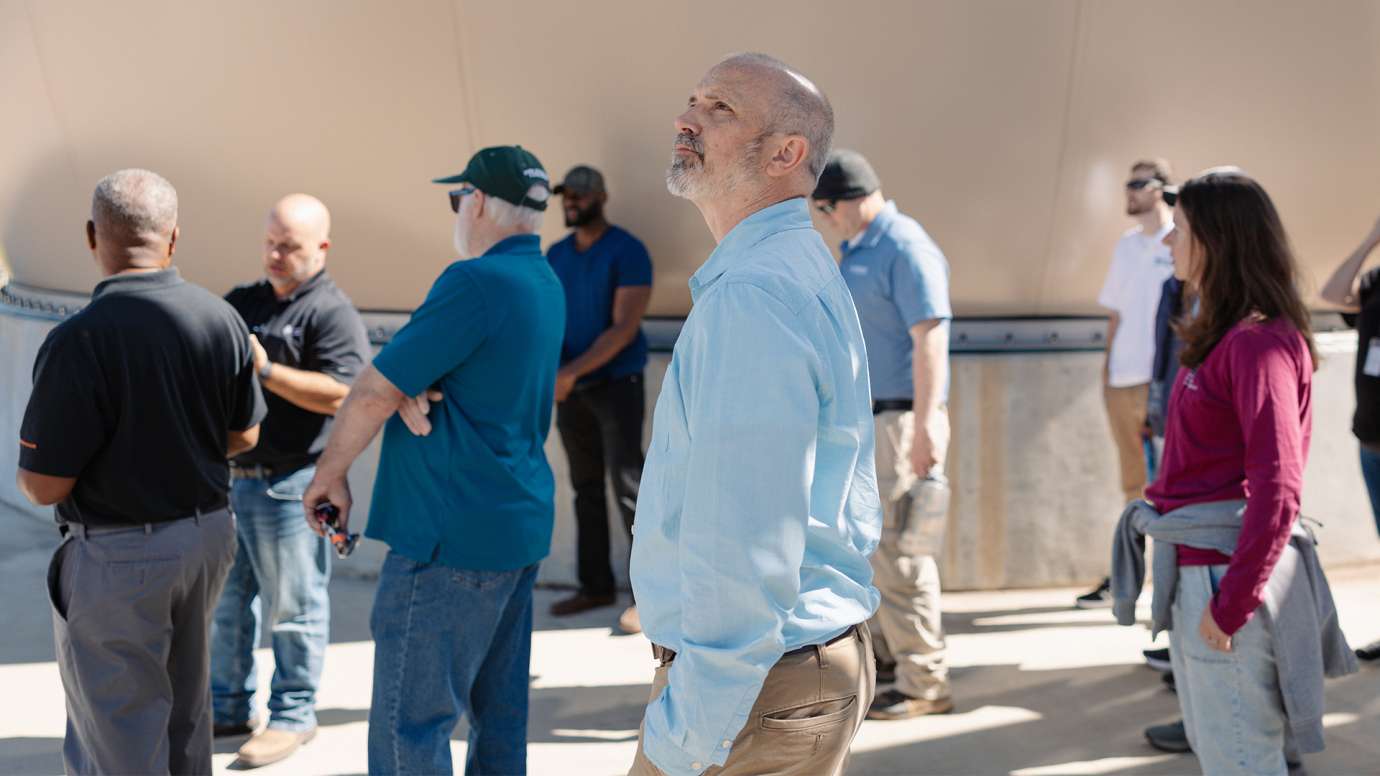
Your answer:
[549,592,617,617]
[1356,638,1380,662]
[1143,647,1172,672]
[1074,577,1113,609]
[1144,719,1191,753]
[866,689,953,720]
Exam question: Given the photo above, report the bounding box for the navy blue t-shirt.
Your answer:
[546,225,652,384]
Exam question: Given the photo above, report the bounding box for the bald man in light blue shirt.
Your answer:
[628,53,881,776]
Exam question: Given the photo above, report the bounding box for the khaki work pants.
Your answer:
[867,409,951,701]
[1104,382,1150,504]
[628,625,875,776]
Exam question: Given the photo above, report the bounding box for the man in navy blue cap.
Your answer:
[303,145,565,775]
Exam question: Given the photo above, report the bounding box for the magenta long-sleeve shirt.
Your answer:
[1145,317,1313,635]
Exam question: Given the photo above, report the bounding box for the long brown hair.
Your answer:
[1174,168,1317,370]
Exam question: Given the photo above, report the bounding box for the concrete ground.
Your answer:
[1,512,1377,776]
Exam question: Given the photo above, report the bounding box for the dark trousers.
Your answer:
[49,509,237,776]
[555,372,646,596]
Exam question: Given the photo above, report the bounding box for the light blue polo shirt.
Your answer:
[367,234,566,570]
[839,201,952,401]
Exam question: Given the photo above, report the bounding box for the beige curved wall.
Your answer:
[4,0,1379,313]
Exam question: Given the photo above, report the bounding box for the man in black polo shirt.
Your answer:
[16,168,266,775]
[211,193,370,767]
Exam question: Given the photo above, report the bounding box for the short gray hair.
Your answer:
[485,184,547,233]
[91,169,178,238]
[720,52,834,181]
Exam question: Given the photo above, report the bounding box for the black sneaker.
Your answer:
[1356,639,1380,662]
[1143,647,1172,672]
[1074,577,1113,609]
[1144,719,1191,753]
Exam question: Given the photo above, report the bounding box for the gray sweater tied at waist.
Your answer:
[1110,498,1357,754]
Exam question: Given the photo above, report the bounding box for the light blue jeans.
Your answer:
[1170,564,1289,776]
[210,465,331,732]
[368,552,537,776]
[1358,446,1380,537]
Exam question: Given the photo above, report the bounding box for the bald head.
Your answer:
[263,193,332,296]
[710,53,834,181]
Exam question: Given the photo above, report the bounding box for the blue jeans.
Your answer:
[368,552,537,776]
[210,465,331,732]
[1358,446,1380,537]
[1170,565,1289,776]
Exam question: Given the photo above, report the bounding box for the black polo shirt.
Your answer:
[18,268,267,527]
[224,270,370,470]
[1345,268,1380,445]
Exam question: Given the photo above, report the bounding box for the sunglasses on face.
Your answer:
[1126,178,1163,191]
[448,185,477,213]
[814,200,838,215]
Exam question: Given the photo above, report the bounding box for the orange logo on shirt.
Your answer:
[18,438,37,450]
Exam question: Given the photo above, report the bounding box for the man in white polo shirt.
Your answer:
[1076,158,1176,609]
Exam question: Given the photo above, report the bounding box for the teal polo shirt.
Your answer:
[367,234,566,570]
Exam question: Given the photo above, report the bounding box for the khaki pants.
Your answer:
[868,409,950,701]
[629,625,874,776]
[1104,382,1150,504]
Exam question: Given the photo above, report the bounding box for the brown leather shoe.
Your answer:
[550,592,617,616]
[213,716,259,737]
[235,727,317,768]
[617,605,642,634]
[866,689,954,720]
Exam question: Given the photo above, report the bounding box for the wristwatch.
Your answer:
[258,362,274,382]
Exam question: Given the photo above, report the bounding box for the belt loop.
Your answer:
[816,643,830,669]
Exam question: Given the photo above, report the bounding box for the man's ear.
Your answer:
[86,220,97,251]
[167,225,179,258]
[765,135,809,179]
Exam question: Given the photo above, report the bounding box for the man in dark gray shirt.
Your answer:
[17,169,266,774]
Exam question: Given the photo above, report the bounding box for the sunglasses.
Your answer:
[814,200,838,215]
[1126,178,1163,191]
[448,185,477,213]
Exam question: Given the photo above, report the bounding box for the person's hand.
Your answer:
[554,369,577,403]
[250,334,269,373]
[910,424,938,478]
[398,389,444,436]
[1199,606,1232,653]
[303,469,352,537]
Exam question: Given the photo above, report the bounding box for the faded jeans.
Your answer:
[368,552,538,775]
[1170,564,1289,776]
[211,465,331,731]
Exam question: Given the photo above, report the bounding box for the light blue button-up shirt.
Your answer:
[630,198,882,775]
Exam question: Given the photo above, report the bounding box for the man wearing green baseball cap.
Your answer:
[303,145,564,775]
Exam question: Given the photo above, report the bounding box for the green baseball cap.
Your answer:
[433,145,551,211]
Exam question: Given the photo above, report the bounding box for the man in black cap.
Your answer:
[546,165,653,633]
[303,146,564,775]
[812,149,957,720]
[17,168,266,774]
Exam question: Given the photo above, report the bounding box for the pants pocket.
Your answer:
[47,537,75,622]
[760,695,857,732]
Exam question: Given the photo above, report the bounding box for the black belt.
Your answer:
[230,460,313,480]
[652,623,862,667]
[60,501,229,538]
[872,399,913,415]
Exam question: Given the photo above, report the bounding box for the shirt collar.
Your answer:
[483,234,541,257]
[281,269,330,302]
[689,198,813,301]
[841,200,898,255]
[91,267,183,300]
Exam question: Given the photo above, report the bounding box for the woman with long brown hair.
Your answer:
[1132,167,1353,774]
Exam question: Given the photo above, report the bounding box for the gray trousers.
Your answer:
[867,409,951,701]
[48,509,237,775]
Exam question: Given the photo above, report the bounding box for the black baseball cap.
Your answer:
[812,149,881,201]
[433,145,550,211]
[553,165,606,196]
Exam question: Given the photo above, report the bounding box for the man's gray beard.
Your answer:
[666,140,763,200]
[666,156,707,199]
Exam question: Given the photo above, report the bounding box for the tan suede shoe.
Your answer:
[235,727,317,768]
[618,605,641,634]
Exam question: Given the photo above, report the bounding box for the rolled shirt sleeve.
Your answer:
[642,283,820,775]
[373,265,491,396]
[615,238,654,288]
[18,326,110,476]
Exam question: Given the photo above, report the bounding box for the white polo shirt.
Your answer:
[1098,222,1175,387]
